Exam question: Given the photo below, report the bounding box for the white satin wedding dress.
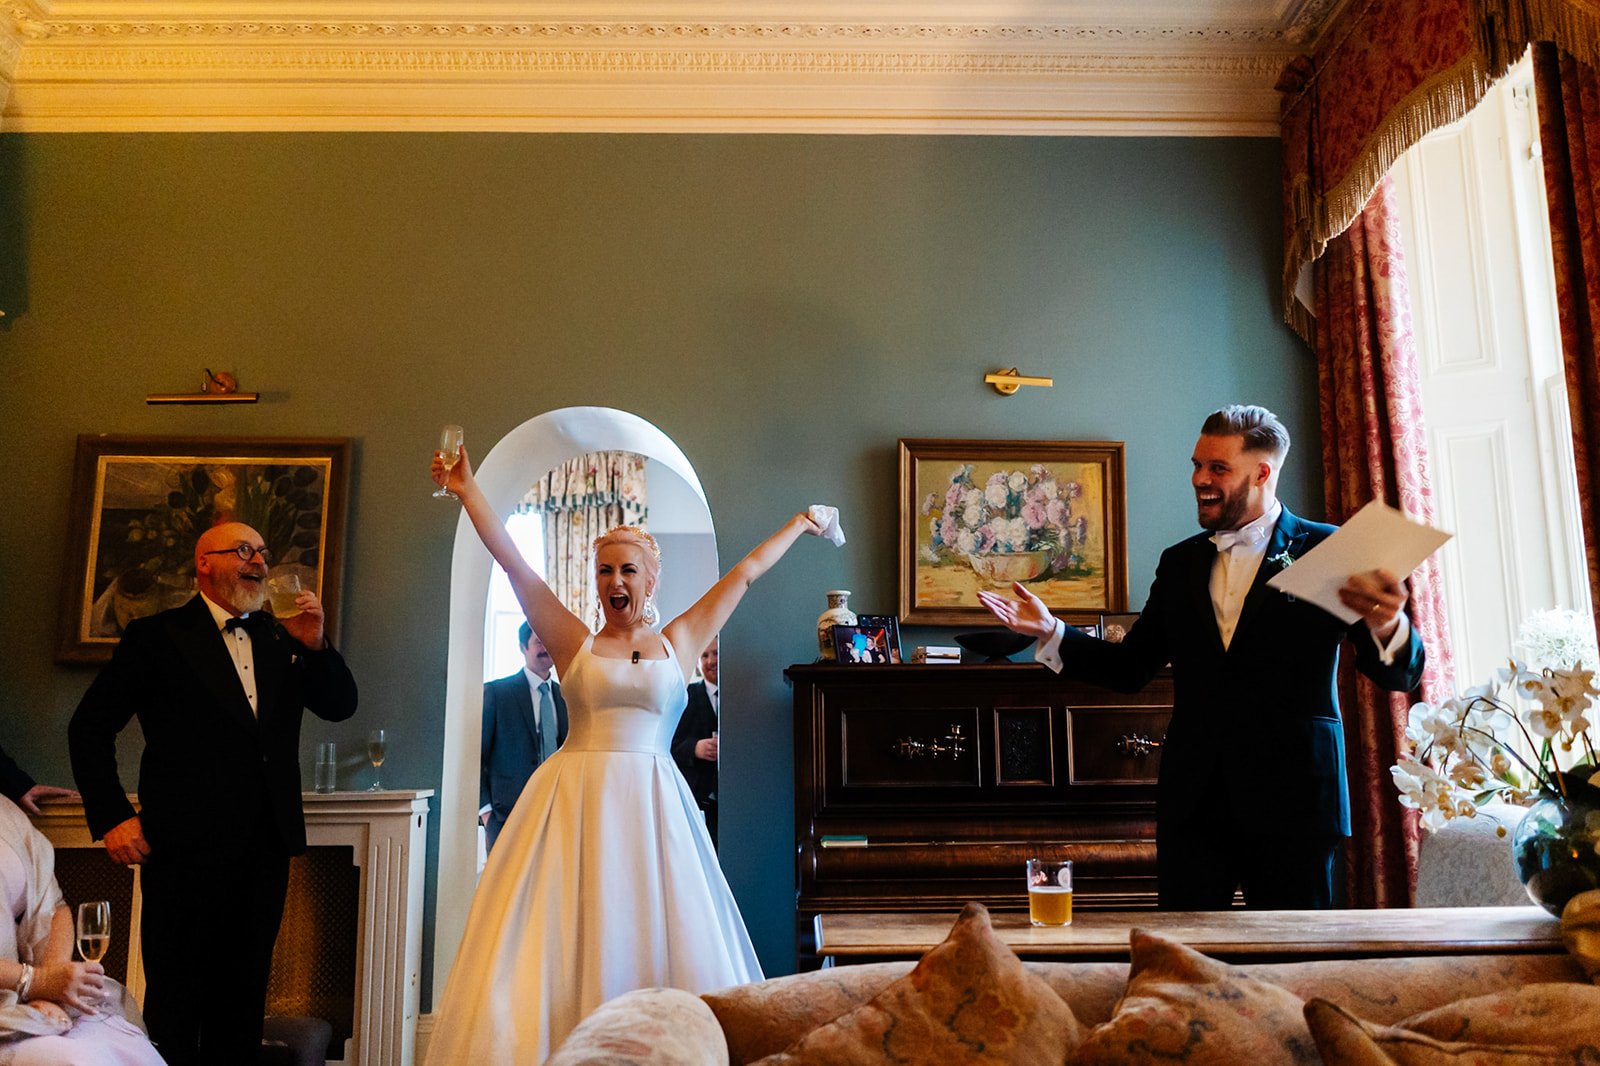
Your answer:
[426,632,762,1064]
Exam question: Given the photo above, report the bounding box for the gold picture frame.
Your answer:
[56,435,352,663]
[899,438,1127,626]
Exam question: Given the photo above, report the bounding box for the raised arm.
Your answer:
[433,445,591,671]
[663,511,823,676]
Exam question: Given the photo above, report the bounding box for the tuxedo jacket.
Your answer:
[0,744,34,805]
[479,671,568,830]
[1055,507,1425,839]
[671,681,718,811]
[68,595,359,858]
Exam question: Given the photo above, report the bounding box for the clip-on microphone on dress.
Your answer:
[631,650,640,664]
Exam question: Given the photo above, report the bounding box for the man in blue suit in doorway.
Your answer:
[980,404,1426,909]
[480,622,568,853]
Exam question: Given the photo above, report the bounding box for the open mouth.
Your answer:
[240,572,265,586]
[608,593,631,611]
[1196,492,1222,507]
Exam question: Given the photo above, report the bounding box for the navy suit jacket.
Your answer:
[671,681,718,811]
[1055,507,1425,839]
[0,745,35,805]
[68,595,359,858]
[480,671,568,840]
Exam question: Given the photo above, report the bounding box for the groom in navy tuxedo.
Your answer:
[480,622,568,853]
[981,405,1426,909]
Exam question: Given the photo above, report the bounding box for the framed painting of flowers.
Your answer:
[56,435,352,663]
[899,438,1127,626]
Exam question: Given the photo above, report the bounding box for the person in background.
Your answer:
[480,622,568,854]
[0,744,77,817]
[671,636,719,847]
[68,522,358,1066]
[980,404,1425,911]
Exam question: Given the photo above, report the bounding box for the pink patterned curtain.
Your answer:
[1315,176,1457,908]
[518,452,647,630]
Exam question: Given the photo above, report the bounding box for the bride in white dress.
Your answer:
[427,445,826,1064]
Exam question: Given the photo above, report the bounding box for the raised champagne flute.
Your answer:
[77,900,111,963]
[367,729,387,791]
[433,424,464,499]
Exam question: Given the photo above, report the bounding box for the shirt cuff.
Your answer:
[1034,620,1067,674]
[1371,612,1412,665]
[478,804,491,817]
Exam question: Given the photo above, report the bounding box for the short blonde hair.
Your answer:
[593,525,662,582]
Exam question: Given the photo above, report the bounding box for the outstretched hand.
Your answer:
[975,582,1058,641]
[431,443,475,498]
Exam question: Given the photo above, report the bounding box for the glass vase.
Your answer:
[1510,783,1600,916]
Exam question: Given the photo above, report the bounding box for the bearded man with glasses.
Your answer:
[68,521,358,1066]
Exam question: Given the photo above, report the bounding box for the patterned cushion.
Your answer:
[1241,954,1589,1026]
[1399,983,1600,1046]
[705,962,914,1065]
[546,987,729,1066]
[1561,887,1600,982]
[1303,997,1586,1065]
[1073,929,1318,1065]
[747,903,1084,1065]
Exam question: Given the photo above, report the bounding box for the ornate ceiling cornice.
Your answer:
[1,3,1313,134]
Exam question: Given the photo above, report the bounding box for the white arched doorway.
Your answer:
[431,406,716,1006]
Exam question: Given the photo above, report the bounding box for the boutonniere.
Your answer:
[1267,550,1296,572]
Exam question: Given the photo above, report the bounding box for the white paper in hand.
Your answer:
[1265,499,1451,623]
[808,505,846,547]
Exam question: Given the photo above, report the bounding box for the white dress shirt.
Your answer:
[201,592,259,716]
[1034,502,1410,670]
[702,679,719,718]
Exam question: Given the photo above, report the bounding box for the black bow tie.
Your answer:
[224,614,265,634]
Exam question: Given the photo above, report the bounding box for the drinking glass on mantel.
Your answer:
[367,729,387,792]
[77,900,111,963]
[433,425,464,499]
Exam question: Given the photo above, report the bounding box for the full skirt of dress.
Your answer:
[425,746,761,1064]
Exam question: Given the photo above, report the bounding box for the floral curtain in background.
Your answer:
[1278,0,1600,344]
[1315,177,1457,908]
[1534,42,1600,615]
[518,452,647,630]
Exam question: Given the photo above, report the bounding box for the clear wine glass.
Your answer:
[367,729,387,791]
[77,900,111,963]
[433,425,464,499]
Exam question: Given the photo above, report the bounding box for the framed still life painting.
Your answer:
[899,438,1128,626]
[56,436,352,663]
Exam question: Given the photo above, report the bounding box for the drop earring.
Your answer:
[642,598,660,626]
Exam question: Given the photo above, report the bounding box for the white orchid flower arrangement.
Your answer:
[1391,660,1600,835]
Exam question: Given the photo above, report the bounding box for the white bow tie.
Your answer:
[1212,524,1270,553]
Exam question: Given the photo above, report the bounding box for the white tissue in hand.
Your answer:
[808,505,846,547]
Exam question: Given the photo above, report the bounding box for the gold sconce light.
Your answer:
[146,368,260,405]
[984,367,1054,396]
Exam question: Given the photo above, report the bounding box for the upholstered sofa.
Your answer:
[547,895,1600,1065]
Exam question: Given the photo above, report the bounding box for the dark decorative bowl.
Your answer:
[954,630,1033,662]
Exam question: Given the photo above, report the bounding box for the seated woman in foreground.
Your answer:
[0,795,163,1065]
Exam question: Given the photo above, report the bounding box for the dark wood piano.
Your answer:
[788,662,1173,967]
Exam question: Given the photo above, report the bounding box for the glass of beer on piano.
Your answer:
[1026,858,1073,926]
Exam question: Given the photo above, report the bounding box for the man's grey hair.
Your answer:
[1200,405,1290,464]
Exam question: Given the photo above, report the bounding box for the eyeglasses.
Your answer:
[203,543,273,565]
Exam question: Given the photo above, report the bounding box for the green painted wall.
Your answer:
[0,132,1315,1003]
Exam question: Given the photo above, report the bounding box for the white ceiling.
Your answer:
[0,1,1342,133]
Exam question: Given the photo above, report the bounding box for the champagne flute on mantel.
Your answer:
[367,729,387,792]
[433,424,464,499]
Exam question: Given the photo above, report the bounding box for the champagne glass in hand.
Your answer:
[367,729,387,791]
[433,425,465,499]
[77,900,111,963]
